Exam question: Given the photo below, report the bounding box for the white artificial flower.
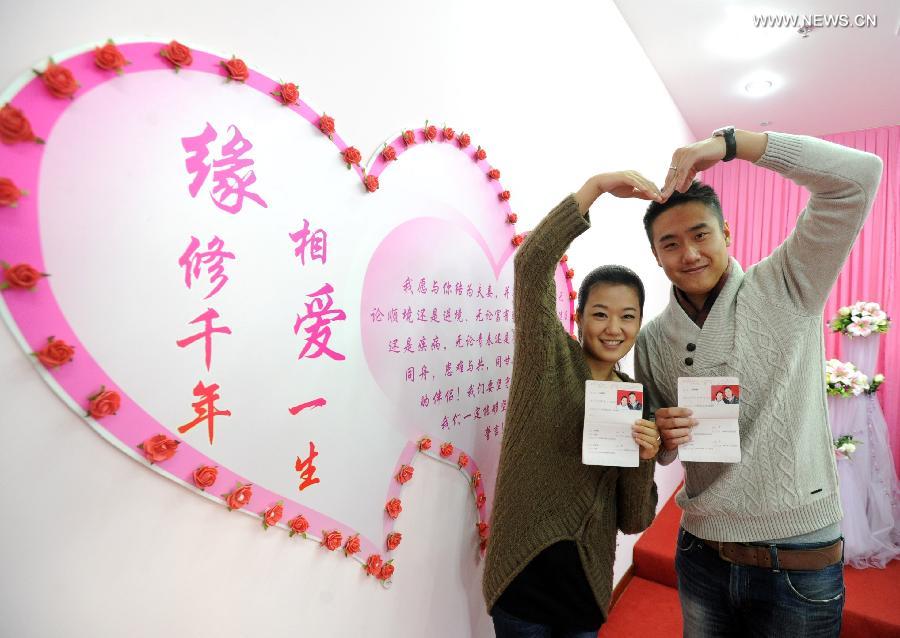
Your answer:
[841,443,857,455]
[874,374,885,383]
[848,319,874,337]
[831,368,850,384]
[839,307,851,317]
[864,302,881,314]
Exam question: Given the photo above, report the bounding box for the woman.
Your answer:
[617,395,632,411]
[483,171,662,637]
[714,390,725,405]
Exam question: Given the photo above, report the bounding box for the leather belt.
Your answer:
[700,538,843,570]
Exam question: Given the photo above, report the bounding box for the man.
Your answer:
[634,127,882,637]
[722,386,738,405]
[628,391,643,411]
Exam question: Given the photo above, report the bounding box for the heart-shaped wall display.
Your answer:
[0,40,574,582]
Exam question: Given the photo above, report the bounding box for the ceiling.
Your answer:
[613,0,900,138]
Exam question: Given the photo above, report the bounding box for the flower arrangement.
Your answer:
[825,359,869,397]
[830,301,891,337]
[833,434,863,460]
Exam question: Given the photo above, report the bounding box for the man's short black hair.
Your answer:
[643,180,724,245]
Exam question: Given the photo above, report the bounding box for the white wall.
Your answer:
[0,1,689,636]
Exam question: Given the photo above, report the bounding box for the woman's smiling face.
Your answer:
[575,283,641,369]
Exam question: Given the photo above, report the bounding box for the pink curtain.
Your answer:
[703,125,899,469]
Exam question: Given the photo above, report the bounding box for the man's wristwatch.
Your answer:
[712,126,737,162]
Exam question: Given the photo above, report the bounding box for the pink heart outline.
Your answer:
[0,41,575,567]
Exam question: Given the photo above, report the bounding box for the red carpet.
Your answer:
[601,493,900,637]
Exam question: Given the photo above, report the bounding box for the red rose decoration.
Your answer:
[442,126,455,141]
[0,104,41,145]
[472,471,482,489]
[458,452,469,468]
[344,534,361,556]
[272,82,299,105]
[511,234,524,247]
[499,190,511,201]
[488,168,501,180]
[418,436,432,452]
[477,521,490,541]
[424,124,437,142]
[342,146,362,168]
[318,114,335,138]
[288,514,309,537]
[474,146,487,161]
[569,290,578,300]
[262,501,284,529]
[364,174,379,193]
[322,529,343,551]
[160,40,193,70]
[36,61,79,99]
[386,532,402,551]
[222,56,249,82]
[379,560,395,581]
[93,42,129,73]
[192,465,218,490]
[139,434,180,464]
[224,483,253,511]
[365,554,383,576]
[560,254,569,263]
[476,493,487,508]
[1,262,47,290]
[506,213,518,224]
[480,539,488,553]
[87,386,121,418]
[0,178,25,208]
[381,145,397,162]
[439,442,454,457]
[457,132,471,148]
[402,129,416,146]
[565,268,575,279]
[385,498,403,519]
[396,464,414,484]
[33,337,75,368]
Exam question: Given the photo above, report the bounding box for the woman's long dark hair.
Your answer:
[576,265,645,318]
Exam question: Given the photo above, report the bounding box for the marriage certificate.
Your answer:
[582,380,644,467]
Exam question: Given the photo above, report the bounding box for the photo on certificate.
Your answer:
[615,389,644,412]
[710,384,740,405]
[582,380,643,467]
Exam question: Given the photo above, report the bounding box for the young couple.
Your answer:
[482,128,883,637]
[617,392,643,411]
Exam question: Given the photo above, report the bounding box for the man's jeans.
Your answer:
[675,527,844,637]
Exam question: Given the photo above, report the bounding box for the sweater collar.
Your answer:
[660,257,745,369]
[674,261,733,328]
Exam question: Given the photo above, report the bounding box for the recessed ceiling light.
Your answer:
[759,121,772,126]
[745,80,774,96]
[736,72,783,98]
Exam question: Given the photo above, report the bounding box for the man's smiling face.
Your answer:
[649,201,731,300]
